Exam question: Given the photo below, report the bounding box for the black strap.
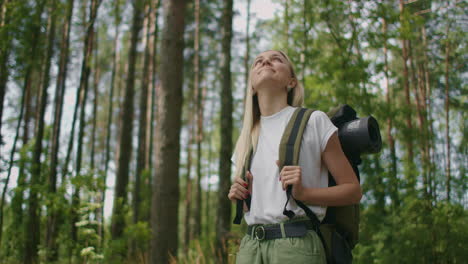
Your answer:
[233,148,254,224]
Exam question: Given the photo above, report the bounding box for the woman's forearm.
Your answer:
[296,183,362,207]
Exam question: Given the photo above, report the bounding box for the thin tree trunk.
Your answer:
[0,0,11,146]
[184,109,194,250]
[0,0,12,247]
[243,0,251,107]
[145,0,161,227]
[421,26,436,199]
[382,17,398,207]
[204,91,216,238]
[301,0,307,83]
[90,31,100,171]
[399,0,415,189]
[193,0,204,239]
[100,0,121,245]
[444,24,451,202]
[22,1,46,263]
[70,0,100,251]
[150,0,187,262]
[284,0,289,54]
[29,0,58,259]
[110,0,144,241]
[45,0,75,260]
[216,0,233,263]
[408,40,429,197]
[131,0,152,257]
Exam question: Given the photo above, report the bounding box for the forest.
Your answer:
[0,0,466,263]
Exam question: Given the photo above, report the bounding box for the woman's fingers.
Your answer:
[235,177,249,188]
[228,180,250,202]
[280,174,301,190]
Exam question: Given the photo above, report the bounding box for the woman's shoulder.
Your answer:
[307,110,330,125]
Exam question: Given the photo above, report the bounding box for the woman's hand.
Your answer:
[276,161,305,200]
[228,171,253,202]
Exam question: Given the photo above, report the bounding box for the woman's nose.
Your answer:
[261,58,272,67]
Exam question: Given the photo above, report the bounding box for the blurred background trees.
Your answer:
[0,0,466,263]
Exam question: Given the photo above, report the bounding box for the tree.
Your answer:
[22,1,46,263]
[215,0,233,262]
[45,0,75,260]
[150,0,187,262]
[110,0,144,242]
[27,0,57,262]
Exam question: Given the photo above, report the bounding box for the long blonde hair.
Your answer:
[233,50,304,178]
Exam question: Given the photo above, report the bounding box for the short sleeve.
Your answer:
[309,111,338,152]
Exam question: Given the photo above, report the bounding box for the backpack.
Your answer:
[233,107,360,264]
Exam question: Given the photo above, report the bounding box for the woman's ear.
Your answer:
[288,78,297,90]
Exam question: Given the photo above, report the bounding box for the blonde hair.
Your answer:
[233,50,304,179]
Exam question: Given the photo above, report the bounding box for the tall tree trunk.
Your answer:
[382,17,398,207]
[22,1,46,263]
[0,0,11,246]
[284,0,289,54]
[399,0,415,189]
[144,0,161,227]
[90,31,100,171]
[0,0,11,146]
[45,0,75,260]
[408,40,429,197]
[243,0,251,106]
[301,0,308,83]
[183,108,194,250]
[204,91,216,238]
[421,26,436,199]
[100,0,121,245]
[193,0,204,240]
[444,24,451,202]
[29,0,58,259]
[131,0,152,257]
[70,0,99,251]
[110,0,144,241]
[150,0,187,262]
[216,0,233,263]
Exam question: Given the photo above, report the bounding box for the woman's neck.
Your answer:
[256,89,289,116]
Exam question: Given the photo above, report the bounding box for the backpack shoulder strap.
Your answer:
[278,108,315,219]
[233,146,253,224]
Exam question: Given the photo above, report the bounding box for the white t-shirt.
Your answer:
[232,106,338,225]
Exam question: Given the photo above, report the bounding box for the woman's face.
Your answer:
[250,50,293,94]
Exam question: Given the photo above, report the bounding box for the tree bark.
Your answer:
[90,31,100,171]
[193,0,204,240]
[110,0,144,241]
[243,0,251,107]
[399,0,415,189]
[144,0,161,227]
[382,17,398,207]
[150,0,187,263]
[29,0,57,260]
[216,0,233,263]
[444,24,451,202]
[22,1,46,263]
[0,0,11,146]
[100,0,121,245]
[69,0,100,253]
[131,0,152,257]
[45,0,75,260]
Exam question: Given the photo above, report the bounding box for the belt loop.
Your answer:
[251,225,256,237]
[280,222,286,238]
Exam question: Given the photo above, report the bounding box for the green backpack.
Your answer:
[233,107,359,264]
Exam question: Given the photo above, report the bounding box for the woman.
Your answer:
[228,50,362,263]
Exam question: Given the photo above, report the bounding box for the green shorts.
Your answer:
[235,219,327,264]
